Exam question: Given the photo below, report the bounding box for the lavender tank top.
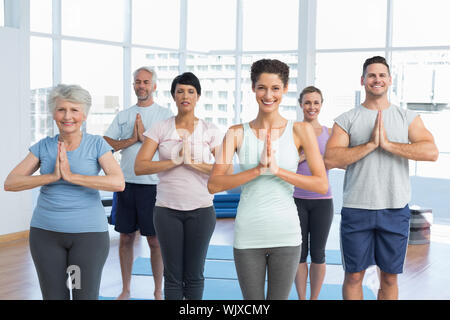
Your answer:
[293,126,332,199]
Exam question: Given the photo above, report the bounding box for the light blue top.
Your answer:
[29,134,113,233]
[104,104,173,184]
[234,121,301,249]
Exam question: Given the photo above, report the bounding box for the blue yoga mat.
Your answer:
[132,257,238,280]
[206,245,234,260]
[208,245,342,265]
[203,279,375,300]
[100,281,376,300]
[133,246,342,279]
[307,249,342,265]
[132,255,342,281]
[99,296,150,300]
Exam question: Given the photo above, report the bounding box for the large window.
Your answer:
[393,0,450,47]
[316,0,387,49]
[242,0,298,51]
[26,0,450,180]
[0,1,4,27]
[30,37,53,144]
[62,40,123,136]
[62,0,123,42]
[187,54,236,132]
[132,0,179,48]
[187,0,236,52]
[131,48,179,113]
[314,0,450,180]
[30,0,52,33]
[391,50,450,178]
[315,51,382,127]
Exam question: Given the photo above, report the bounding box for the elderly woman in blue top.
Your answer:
[4,84,125,300]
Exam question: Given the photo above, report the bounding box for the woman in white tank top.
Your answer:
[208,59,328,300]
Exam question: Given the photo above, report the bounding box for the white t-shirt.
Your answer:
[145,117,223,210]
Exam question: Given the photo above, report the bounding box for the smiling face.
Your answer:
[174,83,200,113]
[301,92,323,122]
[361,63,392,98]
[252,73,288,113]
[53,99,86,135]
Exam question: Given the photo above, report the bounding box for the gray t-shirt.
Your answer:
[335,104,418,210]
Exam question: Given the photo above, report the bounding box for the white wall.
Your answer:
[0,26,32,236]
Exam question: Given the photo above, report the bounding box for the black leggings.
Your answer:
[153,206,216,300]
[294,198,334,264]
[29,227,110,300]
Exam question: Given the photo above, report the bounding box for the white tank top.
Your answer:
[234,120,301,249]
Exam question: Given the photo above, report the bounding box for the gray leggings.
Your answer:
[29,227,110,300]
[233,245,301,300]
[153,206,216,300]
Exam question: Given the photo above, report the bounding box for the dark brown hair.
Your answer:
[250,59,290,87]
[362,56,390,76]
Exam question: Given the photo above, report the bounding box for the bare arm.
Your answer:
[208,125,260,194]
[65,152,125,191]
[324,123,378,169]
[4,152,59,191]
[103,135,138,152]
[134,137,180,175]
[103,115,139,152]
[273,122,328,194]
[380,114,438,161]
[186,161,214,175]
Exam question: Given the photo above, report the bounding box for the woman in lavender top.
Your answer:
[293,86,334,300]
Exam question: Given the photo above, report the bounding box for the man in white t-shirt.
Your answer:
[104,67,173,300]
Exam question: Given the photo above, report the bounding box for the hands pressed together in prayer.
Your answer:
[132,113,146,143]
[258,129,279,175]
[369,110,392,152]
[52,141,73,182]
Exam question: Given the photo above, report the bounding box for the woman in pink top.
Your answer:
[135,72,223,300]
[293,86,334,300]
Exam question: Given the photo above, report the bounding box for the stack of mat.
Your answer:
[103,193,240,223]
[409,206,433,245]
[124,244,376,300]
[213,193,240,218]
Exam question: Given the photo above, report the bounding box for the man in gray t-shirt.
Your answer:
[324,56,438,300]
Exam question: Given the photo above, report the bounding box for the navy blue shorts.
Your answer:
[340,205,410,274]
[114,183,157,236]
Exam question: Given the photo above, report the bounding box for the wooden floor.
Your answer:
[1,216,450,300]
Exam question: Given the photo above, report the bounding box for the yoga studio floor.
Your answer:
[1,215,450,300]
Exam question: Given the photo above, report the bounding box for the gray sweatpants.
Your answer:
[233,245,301,300]
[29,227,110,300]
